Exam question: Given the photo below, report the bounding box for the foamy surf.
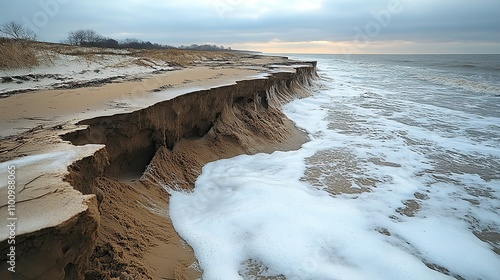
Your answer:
[169,54,500,279]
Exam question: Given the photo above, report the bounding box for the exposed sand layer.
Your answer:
[0,47,316,279]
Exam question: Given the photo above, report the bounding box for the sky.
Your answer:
[1,0,499,54]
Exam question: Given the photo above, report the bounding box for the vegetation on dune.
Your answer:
[136,48,238,67]
[0,21,40,69]
[0,38,39,69]
[0,21,37,41]
[0,21,239,70]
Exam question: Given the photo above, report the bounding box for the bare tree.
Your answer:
[67,30,86,45]
[0,21,37,40]
[123,38,140,44]
[67,29,102,45]
[84,29,102,43]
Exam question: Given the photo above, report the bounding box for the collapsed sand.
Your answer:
[65,66,315,279]
[0,49,317,279]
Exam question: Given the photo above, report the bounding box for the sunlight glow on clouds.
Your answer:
[232,40,500,54]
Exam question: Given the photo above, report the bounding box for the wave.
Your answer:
[387,55,500,73]
[418,74,500,95]
[460,64,477,68]
[450,63,500,73]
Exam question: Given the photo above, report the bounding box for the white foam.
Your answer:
[391,217,500,279]
[169,55,500,279]
[170,152,452,280]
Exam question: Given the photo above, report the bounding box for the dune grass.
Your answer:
[0,38,39,69]
[0,38,239,70]
[137,49,238,67]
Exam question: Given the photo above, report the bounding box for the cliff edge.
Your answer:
[0,47,317,279]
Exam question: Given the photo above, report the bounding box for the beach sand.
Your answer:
[0,46,315,279]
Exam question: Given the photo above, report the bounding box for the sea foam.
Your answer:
[169,54,500,279]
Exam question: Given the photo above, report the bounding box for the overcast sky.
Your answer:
[1,0,499,53]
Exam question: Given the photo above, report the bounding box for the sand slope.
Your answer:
[0,45,316,279]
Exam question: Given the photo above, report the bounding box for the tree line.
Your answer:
[0,21,231,51]
[65,29,231,51]
[63,29,175,49]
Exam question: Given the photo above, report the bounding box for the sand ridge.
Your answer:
[0,48,317,279]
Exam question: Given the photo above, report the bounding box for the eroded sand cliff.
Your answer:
[0,49,316,279]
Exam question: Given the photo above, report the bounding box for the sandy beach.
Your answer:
[0,43,316,279]
[2,1,498,278]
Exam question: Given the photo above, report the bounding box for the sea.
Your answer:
[169,54,500,280]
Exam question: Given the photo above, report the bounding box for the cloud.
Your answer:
[0,0,499,53]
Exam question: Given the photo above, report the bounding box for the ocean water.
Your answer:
[169,54,500,279]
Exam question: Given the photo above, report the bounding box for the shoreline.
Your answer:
[0,49,316,279]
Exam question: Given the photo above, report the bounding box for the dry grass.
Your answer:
[0,38,39,69]
[0,38,240,70]
[137,49,239,67]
